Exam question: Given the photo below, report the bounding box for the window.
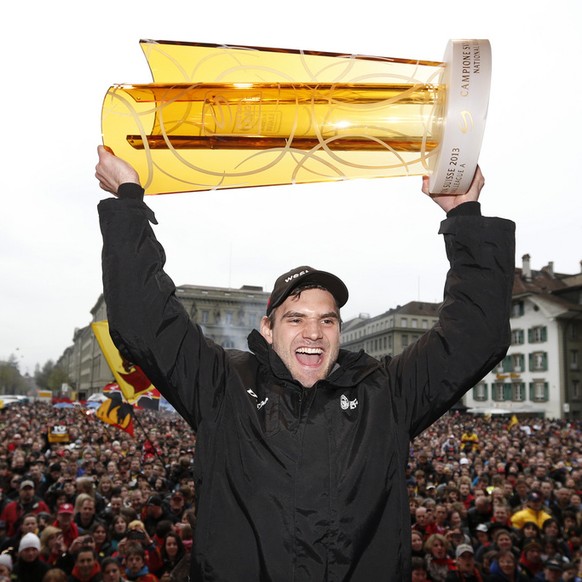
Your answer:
[512,382,526,402]
[512,301,524,317]
[225,311,233,325]
[530,351,548,372]
[402,334,409,348]
[401,318,408,328]
[502,353,524,373]
[411,319,418,328]
[473,382,488,401]
[571,350,579,370]
[201,310,209,324]
[492,382,506,401]
[530,380,549,402]
[422,319,429,329]
[572,379,581,401]
[528,326,547,343]
[511,329,525,345]
[511,353,525,373]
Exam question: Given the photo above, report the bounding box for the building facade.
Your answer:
[341,301,441,360]
[58,284,269,399]
[467,256,582,419]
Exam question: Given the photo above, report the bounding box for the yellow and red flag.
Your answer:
[91,321,159,408]
[507,414,519,432]
[96,393,135,436]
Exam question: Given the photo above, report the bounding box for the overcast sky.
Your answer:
[1,0,580,375]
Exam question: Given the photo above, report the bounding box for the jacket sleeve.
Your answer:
[98,196,227,431]
[388,207,516,439]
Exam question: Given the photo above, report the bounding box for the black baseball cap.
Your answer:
[266,266,348,316]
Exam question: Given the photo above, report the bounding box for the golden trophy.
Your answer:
[101,39,491,195]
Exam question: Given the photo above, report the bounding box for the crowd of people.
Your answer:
[0,402,196,581]
[0,401,581,581]
[407,412,582,581]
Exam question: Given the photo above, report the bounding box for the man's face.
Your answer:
[20,547,39,563]
[80,501,95,522]
[260,288,340,388]
[21,517,37,533]
[110,496,122,513]
[19,485,34,503]
[415,508,427,525]
[126,554,144,575]
[76,550,95,578]
[526,547,542,564]
[457,552,475,574]
[435,506,447,524]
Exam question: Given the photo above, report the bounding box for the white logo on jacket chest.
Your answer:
[247,388,268,410]
[341,394,358,410]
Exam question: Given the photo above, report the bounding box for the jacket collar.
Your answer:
[247,329,381,388]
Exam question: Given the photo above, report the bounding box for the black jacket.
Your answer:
[99,190,515,582]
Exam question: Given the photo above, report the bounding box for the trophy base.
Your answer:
[428,39,491,195]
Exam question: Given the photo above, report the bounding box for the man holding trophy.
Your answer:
[96,141,514,580]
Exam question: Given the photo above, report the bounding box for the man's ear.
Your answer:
[260,316,273,345]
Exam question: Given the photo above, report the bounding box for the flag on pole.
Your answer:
[96,392,135,436]
[507,414,519,431]
[91,321,159,409]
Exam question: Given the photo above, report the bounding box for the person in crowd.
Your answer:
[519,540,545,579]
[0,553,12,581]
[101,557,128,582]
[425,533,456,581]
[124,542,159,582]
[12,531,50,581]
[141,496,170,537]
[69,546,102,582]
[445,544,484,581]
[155,532,185,581]
[164,490,187,525]
[74,494,97,535]
[468,496,494,537]
[461,427,480,453]
[53,503,79,551]
[0,479,50,536]
[487,549,530,582]
[519,522,543,548]
[91,521,113,561]
[542,518,572,558]
[110,515,128,552]
[412,530,426,559]
[38,463,64,499]
[413,506,433,540]
[119,521,162,574]
[39,525,65,566]
[511,492,553,530]
[0,512,39,557]
[411,556,430,582]
[536,558,565,582]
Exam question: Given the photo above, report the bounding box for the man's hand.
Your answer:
[422,166,485,213]
[95,145,140,195]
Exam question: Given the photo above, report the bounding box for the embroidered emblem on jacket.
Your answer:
[341,394,358,410]
[247,388,268,410]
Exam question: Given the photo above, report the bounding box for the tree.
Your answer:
[0,355,27,394]
[34,360,71,391]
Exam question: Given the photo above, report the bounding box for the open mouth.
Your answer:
[295,347,323,366]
